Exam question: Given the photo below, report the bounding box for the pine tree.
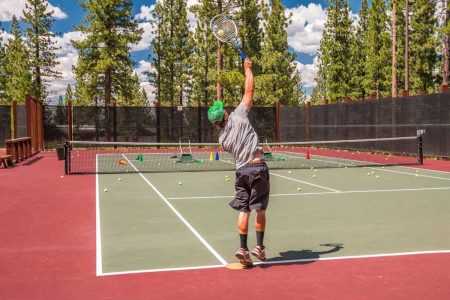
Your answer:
[257,0,304,105]
[64,84,73,105]
[364,0,391,98]
[316,0,354,102]
[188,0,218,106]
[393,0,406,93]
[443,0,450,85]
[0,24,7,104]
[409,0,438,92]
[149,0,192,106]
[22,0,61,101]
[350,0,369,99]
[4,16,33,105]
[73,0,143,106]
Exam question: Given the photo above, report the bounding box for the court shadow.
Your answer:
[259,243,344,268]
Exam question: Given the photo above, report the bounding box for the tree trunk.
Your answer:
[444,0,450,86]
[404,0,409,95]
[216,0,223,102]
[392,1,398,97]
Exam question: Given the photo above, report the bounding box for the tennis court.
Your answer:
[93,145,450,275]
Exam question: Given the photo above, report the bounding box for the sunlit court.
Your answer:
[1,0,450,299]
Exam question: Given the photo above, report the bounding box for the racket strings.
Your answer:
[211,16,238,43]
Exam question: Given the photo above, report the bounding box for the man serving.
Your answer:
[207,59,270,267]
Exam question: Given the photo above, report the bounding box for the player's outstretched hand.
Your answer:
[244,58,252,71]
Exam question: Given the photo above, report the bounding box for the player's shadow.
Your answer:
[260,243,344,268]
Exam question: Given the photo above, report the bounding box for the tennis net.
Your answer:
[64,135,423,174]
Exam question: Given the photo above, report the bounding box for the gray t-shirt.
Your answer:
[219,103,263,169]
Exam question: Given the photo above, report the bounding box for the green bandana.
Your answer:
[207,101,224,124]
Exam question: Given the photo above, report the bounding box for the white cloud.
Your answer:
[0,0,67,21]
[294,56,319,88]
[286,3,327,55]
[134,60,154,82]
[132,21,157,52]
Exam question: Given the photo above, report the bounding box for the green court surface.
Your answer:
[97,154,450,275]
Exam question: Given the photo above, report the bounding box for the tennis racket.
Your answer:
[210,14,246,60]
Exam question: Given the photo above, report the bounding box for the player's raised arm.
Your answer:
[241,59,254,109]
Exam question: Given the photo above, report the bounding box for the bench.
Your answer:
[5,137,33,163]
[0,155,14,168]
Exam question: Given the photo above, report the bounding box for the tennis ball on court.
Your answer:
[376,176,380,179]
[118,178,122,182]
[313,174,317,178]
[367,173,371,176]
[415,174,419,177]
[157,163,161,166]
[371,171,375,174]
[416,170,420,173]
[288,171,292,174]
[60,175,64,179]
[297,187,301,191]
[104,188,108,192]
[178,181,183,185]
[314,169,318,173]
[226,178,230,181]
[218,29,225,37]
[344,166,348,169]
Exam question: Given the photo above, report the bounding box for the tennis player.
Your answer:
[208,59,269,267]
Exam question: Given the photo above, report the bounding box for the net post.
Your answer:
[416,129,425,165]
[64,141,70,174]
[156,101,161,147]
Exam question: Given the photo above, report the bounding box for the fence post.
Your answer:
[275,102,280,143]
[197,102,202,143]
[37,100,43,151]
[156,101,161,144]
[306,101,311,142]
[68,100,73,141]
[112,101,117,147]
[12,101,17,139]
[26,94,31,138]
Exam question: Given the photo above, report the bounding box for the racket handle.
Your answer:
[239,51,246,60]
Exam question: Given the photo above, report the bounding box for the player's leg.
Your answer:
[230,167,253,266]
[249,163,270,261]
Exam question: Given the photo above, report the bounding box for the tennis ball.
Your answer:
[178,181,182,185]
[416,170,420,173]
[367,173,371,176]
[217,29,225,37]
[288,171,292,174]
[226,178,230,181]
[371,171,375,174]
[104,188,108,192]
[60,175,64,179]
[376,176,380,179]
[314,170,318,173]
[415,174,419,177]
[297,187,301,191]
[118,178,122,182]
[313,174,317,178]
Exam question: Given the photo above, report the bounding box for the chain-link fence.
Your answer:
[0,105,11,147]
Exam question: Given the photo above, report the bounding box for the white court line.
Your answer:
[166,186,450,200]
[95,155,103,276]
[281,151,450,181]
[99,264,224,276]
[99,249,450,276]
[218,157,339,192]
[252,250,450,266]
[121,154,228,266]
[270,172,341,192]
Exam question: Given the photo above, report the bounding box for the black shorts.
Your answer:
[229,162,270,212]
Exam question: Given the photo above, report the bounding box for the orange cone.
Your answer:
[118,159,127,165]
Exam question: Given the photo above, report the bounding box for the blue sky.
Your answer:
[0,0,366,102]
